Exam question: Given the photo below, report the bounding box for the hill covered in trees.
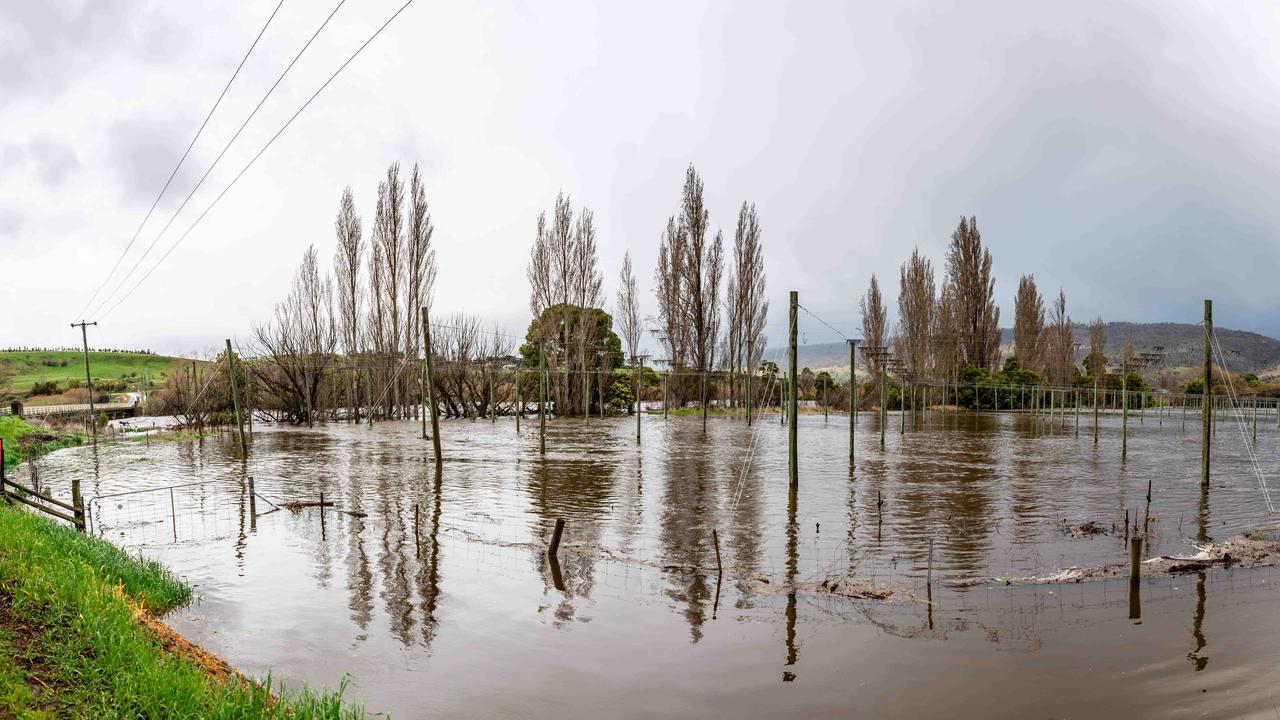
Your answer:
[781,322,1280,377]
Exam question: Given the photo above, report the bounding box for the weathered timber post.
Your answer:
[634,355,646,443]
[880,367,887,450]
[746,339,754,427]
[1202,299,1212,488]
[548,518,565,559]
[248,475,257,518]
[516,367,523,433]
[1130,534,1143,581]
[365,367,374,428]
[421,307,442,466]
[712,528,723,577]
[225,339,248,458]
[1121,370,1129,461]
[847,339,857,462]
[788,291,798,490]
[539,346,547,456]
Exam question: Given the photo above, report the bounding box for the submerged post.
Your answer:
[847,339,857,462]
[1202,299,1212,488]
[880,368,887,450]
[1121,370,1129,461]
[788,291,798,490]
[539,346,548,455]
[421,307,442,466]
[225,339,248,458]
[548,518,565,558]
[634,355,645,443]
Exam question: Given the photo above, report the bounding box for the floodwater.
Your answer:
[26,407,1280,718]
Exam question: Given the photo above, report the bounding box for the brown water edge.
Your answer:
[24,410,1280,718]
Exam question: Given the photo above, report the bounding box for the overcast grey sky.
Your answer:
[3,0,1279,357]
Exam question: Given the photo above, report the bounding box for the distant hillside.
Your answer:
[772,322,1280,377]
[0,350,178,397]
[1000,322,1280,375]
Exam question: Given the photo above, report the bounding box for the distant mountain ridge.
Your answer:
[772,322,1280,377]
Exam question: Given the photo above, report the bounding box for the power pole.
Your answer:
[225,339,247,458]
[421,307,442,467]
[788,291,798,490]
[847,339,858,462]
[1202,299,1212,488]
[71,321,98,446]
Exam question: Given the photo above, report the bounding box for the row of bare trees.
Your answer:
[861,216,1123,389]
[651,166,768,408]
[251,162,439,424]
[521,165,769,415]
[862,216,1001,381]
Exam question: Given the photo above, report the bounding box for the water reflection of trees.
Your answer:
[659,436,716,643]
[344,447,374,632]
[524,452,616,627]
[892,428,996,578]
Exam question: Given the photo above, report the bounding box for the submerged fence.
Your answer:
[88,480,249,545]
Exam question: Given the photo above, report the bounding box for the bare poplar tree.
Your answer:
[677,167,722,414]
[333,186,363,419]
[571,208,604,414]
[859,274,887,376]
[943,216,1000,370]
[1085,316,1107,376]
[404,167,437,354]
[373,163,406,417]
[724,201,768,406]
[1013,274,1045,372]
[932,282,959,379]
[616,252,642,361]
[896,248,935,380]
[1045,288,1074,385]
[528,212,554,318]
[654,215,689,400]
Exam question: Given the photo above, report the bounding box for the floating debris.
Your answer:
[949,532,1280,588]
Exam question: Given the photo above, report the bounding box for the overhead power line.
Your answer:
[90,0,350,321]
[75,0,286,321]
[96,0,417,323]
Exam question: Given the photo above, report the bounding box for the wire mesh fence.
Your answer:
[88,480,250,546]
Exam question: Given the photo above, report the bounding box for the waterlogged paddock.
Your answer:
[25,409,1280,718]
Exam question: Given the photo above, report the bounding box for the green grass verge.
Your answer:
[0,504,369,718]
[0,416,83,471]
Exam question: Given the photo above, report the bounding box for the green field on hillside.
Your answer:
[0,350,176,395]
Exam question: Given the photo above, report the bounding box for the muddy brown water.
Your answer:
[25,409,1280,718]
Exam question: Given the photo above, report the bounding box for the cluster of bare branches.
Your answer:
[861,216,1001,382]
[431,312,514,418]
[526,192,609,415]
[652,165,764,409]
[723,202,768,406]
[248,162,438,424]
[1011,276,1077,383]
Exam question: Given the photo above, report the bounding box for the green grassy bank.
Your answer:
[0,504,368,718]
[1,350,176,395]
[0,416,83,471]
